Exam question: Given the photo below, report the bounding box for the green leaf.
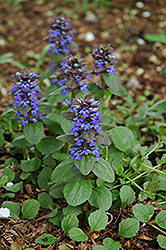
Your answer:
[108,84,128,97]
[88,209,108,233]
[88,84,105,99]
[51,160,80,184]
[88,186,112,211]
[12,135,29,148]
[20,158,41,173]
[117,218,139,238]
[23,122,44,144]
[45,208,58,218]
[69,227,88,242]
[144,33,166,44]
[63,178,92,206]
[21,199,40,220]
[0,132,5,147]
[1,168,15,182]
[49,182,66,199]
[61,213,79,235]
[35,233,57,246]
[149,99,166,113]
[102,73,121,92]
[49,210,62,227]
[44,117,64,134]
[2,201,20,219]
[74,155,96,175]
[110,126,134,152]
[40,67,55,81]
[60,116,72,134]
[5,183,22,193]
[92,158,115,183]
[154,210,166,229]
[56,134,75,144]
[36,136,63,154]
[120,185,135,207]
[96,132,111,145]
[112,161,124,176]
[38,192,54,211]
[37,167,52,189]
[52,152,70,162]
[103,238,122,250]
[157,235,166,249]
[62,205,82,216]
[1,193,15,198]
[132,204,154,223]
[0,174,8,188]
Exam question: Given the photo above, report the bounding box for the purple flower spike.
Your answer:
[67,94,102,163]
[90,44,117,76]
[46,15,73,55]
[10,68,44,125]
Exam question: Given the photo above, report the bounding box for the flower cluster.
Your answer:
[90,44,117,76]
[55,54,91,96]
[68,94,102,162]
[46,15,73,55]
[11,68,44,126]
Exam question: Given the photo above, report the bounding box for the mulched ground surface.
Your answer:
[0,0,166,249]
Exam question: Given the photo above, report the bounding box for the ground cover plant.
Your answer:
[0,2,166,250]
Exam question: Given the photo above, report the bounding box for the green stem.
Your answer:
[146,142,162,157]
[63,142,69,154]
[105,146,109,161]
[147,222,166,237]
[71,90,75,105]
[141,163,166,176]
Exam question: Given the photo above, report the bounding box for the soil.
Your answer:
[0,0,166,249]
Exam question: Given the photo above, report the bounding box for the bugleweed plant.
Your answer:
[0,15,166,250]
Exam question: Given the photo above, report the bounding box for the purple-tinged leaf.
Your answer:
[60,111,75,120]
[102,73,121,92]
[81,130,95,142]
[56,134,75,144]
[97,132,111,145]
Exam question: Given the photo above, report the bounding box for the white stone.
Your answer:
[137,38,145,45]
[136,1,144,8]
[136,68,145,76]
[85,32,95,42]
[0,207,10,217]
[142,11,151,18]
[130,9,137,16]
[5,182,14,188]
[126,77,140,87]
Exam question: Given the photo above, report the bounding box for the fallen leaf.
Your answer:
[10,242,22,250]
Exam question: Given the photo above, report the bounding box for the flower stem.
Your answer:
[147,222,166,236]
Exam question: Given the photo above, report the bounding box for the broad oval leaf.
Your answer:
[61,213,79,235]
[110,126,134,152]
[92,158,115,183]
[132,204,154,223]
[120,185,135,207]
[88,186,112,211]
[38,192,54,211]
[117,218,140,238]
[69,227,88,242]
[35,233,57,246]
[2,201,20,219]
[23,121,44,144]
[74,155,96,175]
[103,238,122,250]
[155,210,166,229]
[88,209,108,233]
[102,73,121,92]
[157,235,166,249]
[36,136,63,154]
[63,178,92,206]
[21,199,40,220]
[51,160,80,183]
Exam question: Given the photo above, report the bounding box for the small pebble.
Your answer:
[136,1,144,8]
[142,11,151,17]
[130,9,138,15]
[85,32,95,42]
[137,38,145,45]
[136,68,145,76]
[118,23,124,29]
[126,77,140,87]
